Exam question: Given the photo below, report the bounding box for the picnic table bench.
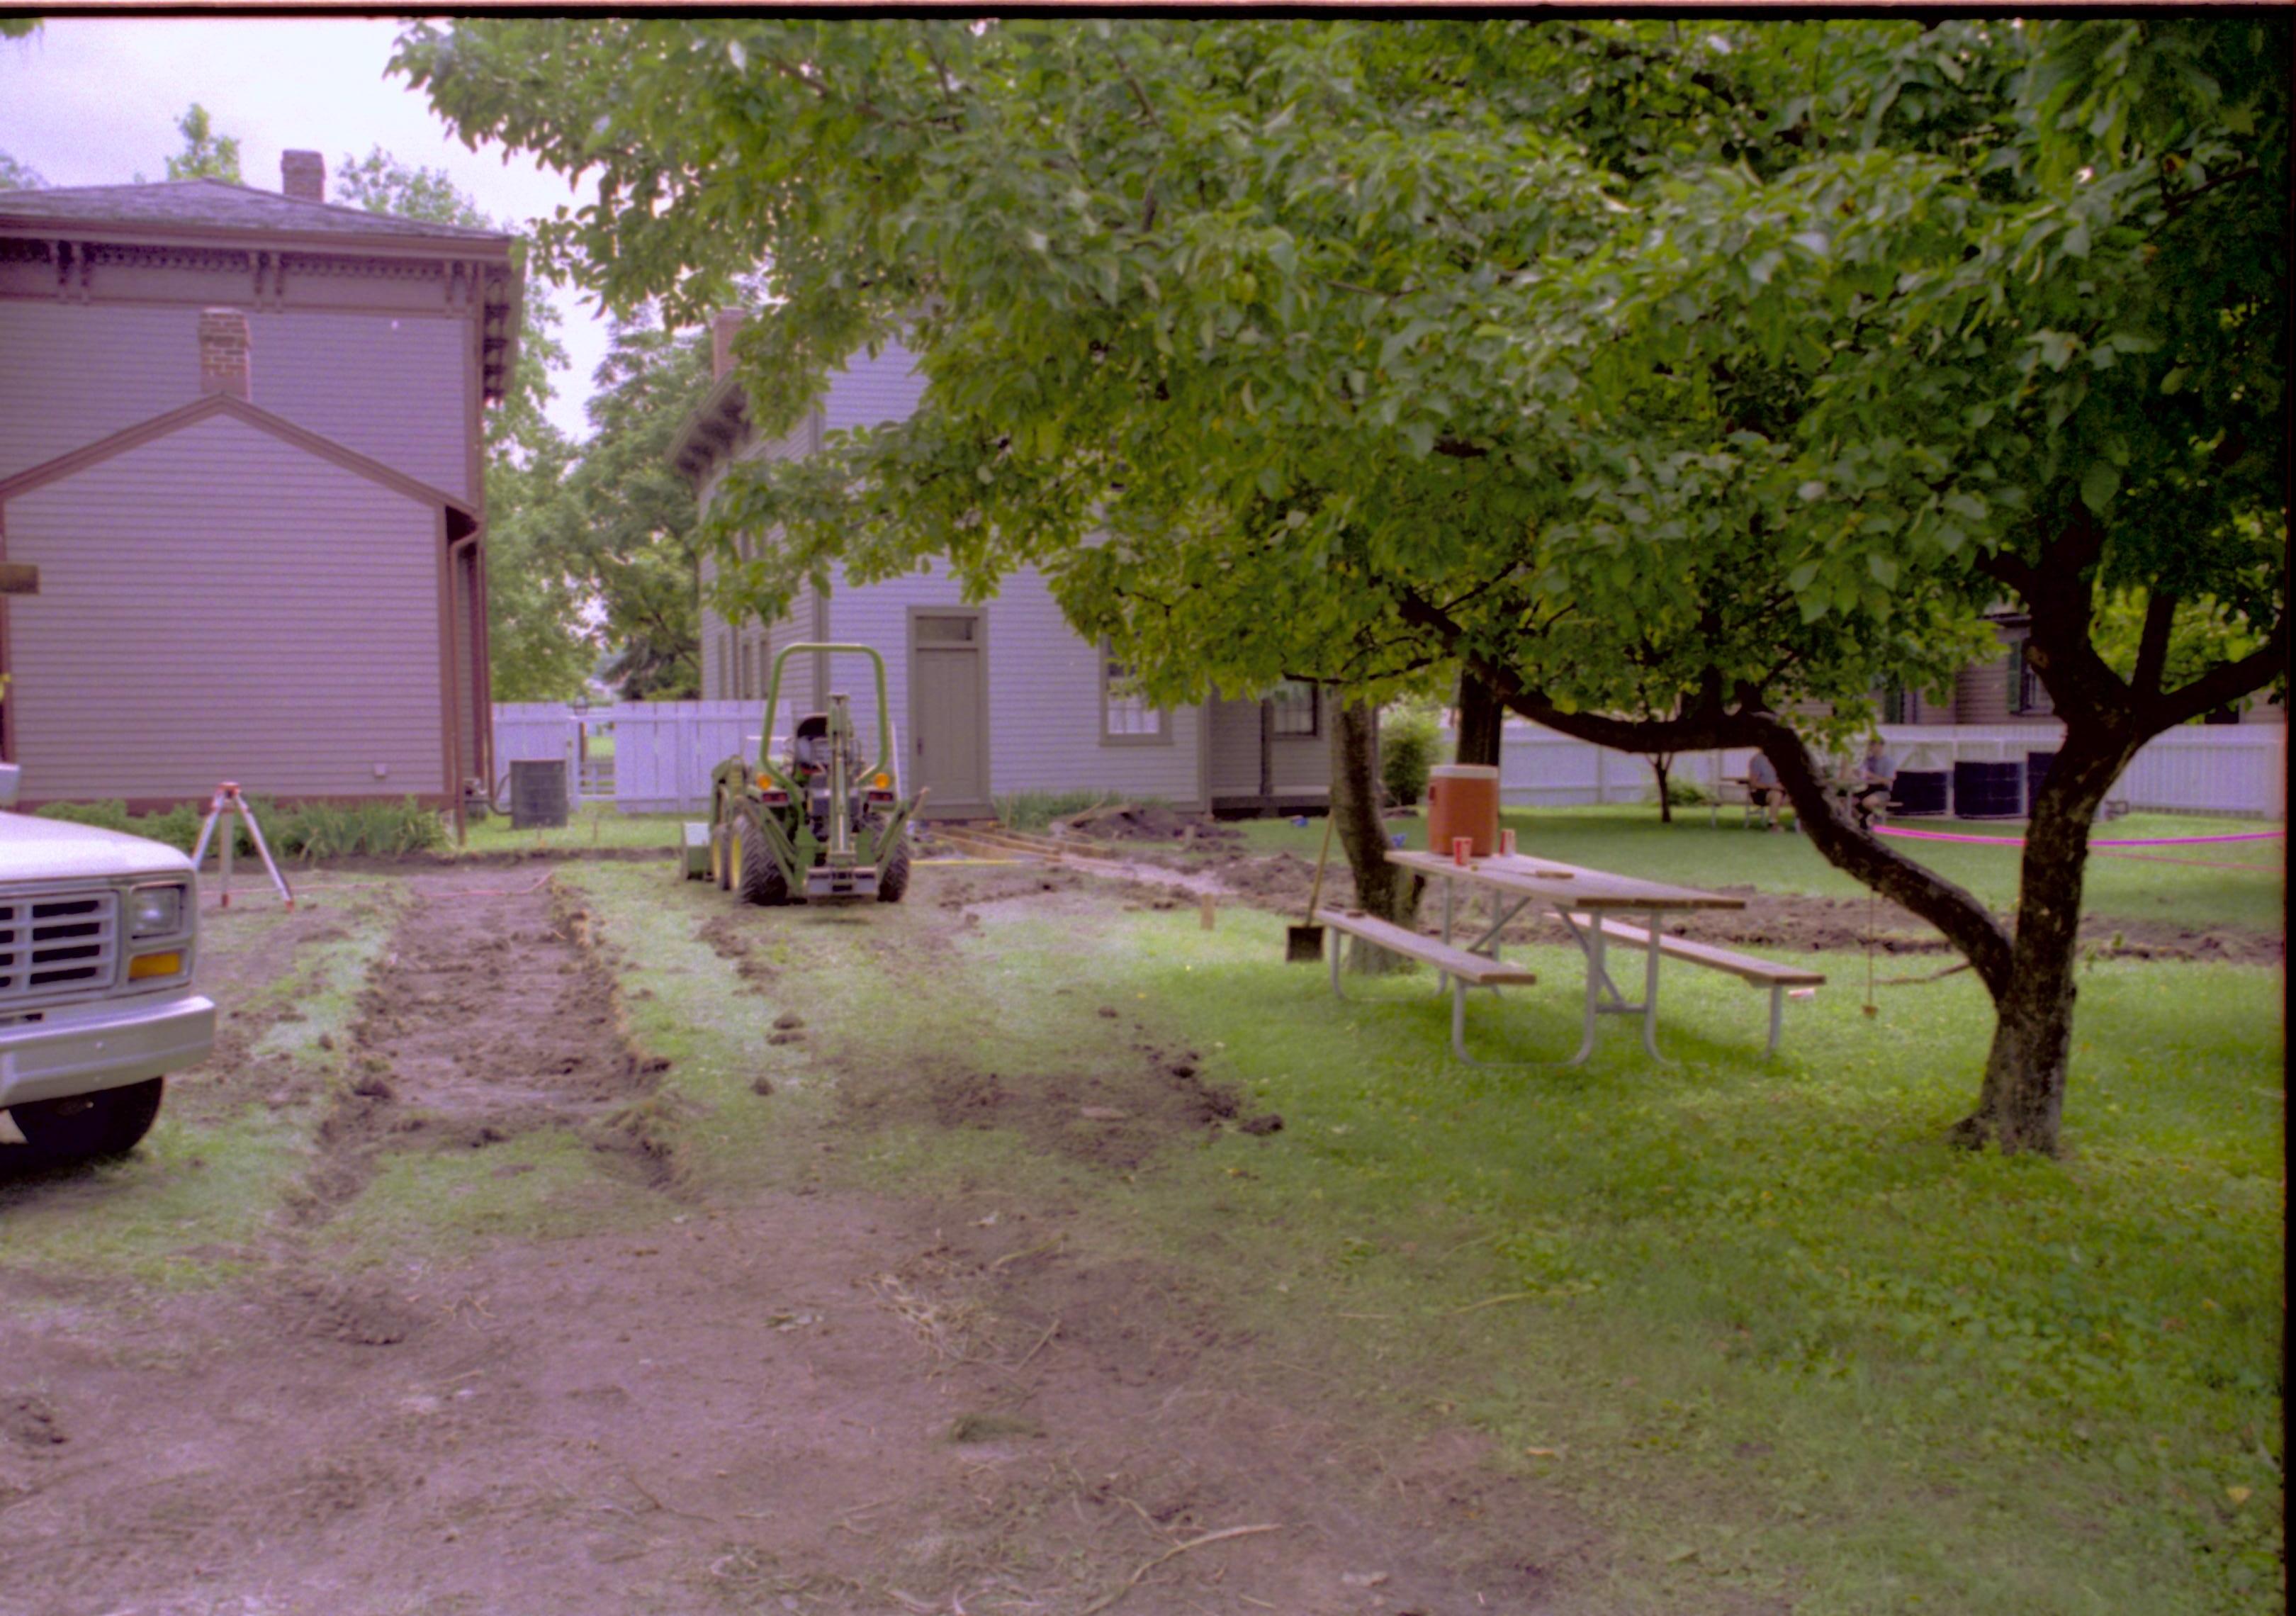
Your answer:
[1561,914,1825,1056]
[1315,907,1536,1063]
[1317,850,1821,1065]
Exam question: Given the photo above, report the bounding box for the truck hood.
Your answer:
[0,810,197,880]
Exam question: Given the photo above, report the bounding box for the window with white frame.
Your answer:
[1270,679,1319,738]
[1101,641,1168,742]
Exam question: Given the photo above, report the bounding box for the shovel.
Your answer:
[1285,810,1339,963]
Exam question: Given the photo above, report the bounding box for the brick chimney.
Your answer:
[711,308,748,381]
[198,308,251,400]
[281,150,325,204]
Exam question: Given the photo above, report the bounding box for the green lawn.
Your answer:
[446,803,2282,939]
[574,861,2285,1616]
[458,802,686,855]
[1234,807,2286,935]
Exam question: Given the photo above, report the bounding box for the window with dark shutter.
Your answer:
[1270,680,1319,738]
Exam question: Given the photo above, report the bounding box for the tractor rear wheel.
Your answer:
[710,820,733,891]
[736,804,792,907]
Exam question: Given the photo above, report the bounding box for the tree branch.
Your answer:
[2130,590,2177,696]
[1394,585,2018,997]
[2162,163,2260,222]
[2144,635,2287,731]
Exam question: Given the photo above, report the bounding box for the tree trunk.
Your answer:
[1650,753,1675,824]
[1948,730,2132,1155]
[1329,697,1422,972]
[1454,668,1505,769]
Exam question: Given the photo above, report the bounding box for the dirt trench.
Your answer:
[286,872,673,1222]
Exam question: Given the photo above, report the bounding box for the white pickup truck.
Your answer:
[0,763,215,1160]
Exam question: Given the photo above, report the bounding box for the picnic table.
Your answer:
[1317,849,1821,1065]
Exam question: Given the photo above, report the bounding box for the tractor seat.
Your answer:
[791,713,831,770]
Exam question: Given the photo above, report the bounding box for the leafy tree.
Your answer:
[163,104,241,183]
[332,147,593,703]
[401,17,2287,1154]
[0,151,43,190]
[540,314,711,700]
[2092,588,2272,719]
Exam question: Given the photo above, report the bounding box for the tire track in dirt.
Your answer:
[285,873,674,1225]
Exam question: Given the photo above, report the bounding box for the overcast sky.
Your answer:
[0,17,612,443]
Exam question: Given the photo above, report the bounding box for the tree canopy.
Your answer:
[162,103,241,183]
[401,16,2287,1152]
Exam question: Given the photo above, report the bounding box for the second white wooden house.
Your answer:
[672,318,1329,819]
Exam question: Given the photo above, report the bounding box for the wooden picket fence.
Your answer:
[496,702,2286,820]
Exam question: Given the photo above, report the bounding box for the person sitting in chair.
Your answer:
[1746,751,1787,831]
[1852,736,1896,831]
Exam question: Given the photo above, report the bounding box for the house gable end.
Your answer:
[0,393,476,539]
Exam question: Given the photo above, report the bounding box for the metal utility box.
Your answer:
[508,758,569,829]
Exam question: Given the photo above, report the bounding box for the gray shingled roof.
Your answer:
[0,178,511,245]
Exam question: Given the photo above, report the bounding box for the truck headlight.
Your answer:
[129,882,186,938]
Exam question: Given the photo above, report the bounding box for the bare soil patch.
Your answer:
[1057,802,1249,850]
[288,872,672,1222]
[0,1186,1593,1615]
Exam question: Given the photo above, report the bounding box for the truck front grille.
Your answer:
[0,888,121,1006]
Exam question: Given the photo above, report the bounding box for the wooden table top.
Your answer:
[1388,848,1747,911]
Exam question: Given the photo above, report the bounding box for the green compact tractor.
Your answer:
[692,643,924,905]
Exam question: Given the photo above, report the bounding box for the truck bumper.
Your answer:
[0,993,216,1111]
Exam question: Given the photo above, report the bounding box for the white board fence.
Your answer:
[495,703,2286,821]
[493,702,763,814]
[1435,720,2287,821]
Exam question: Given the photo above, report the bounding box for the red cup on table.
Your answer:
[1498,828,1516,856]
[1451,836,1474,867]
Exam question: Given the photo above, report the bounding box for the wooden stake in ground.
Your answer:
[1200,892,1216,930]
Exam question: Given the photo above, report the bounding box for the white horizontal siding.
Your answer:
[763,583,818,726]
[1208,698,1261,794]
[819,339,926,434]
[0,301,473,499]
[0,302,201,481]
[247,310,471,499]
[979,568,1203,807]
[1270,733,1327,793]
[818,563,1202,807]
[6,412,445,802]
[821,560,963,774]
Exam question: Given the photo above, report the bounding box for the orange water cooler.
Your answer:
[1424,763,1501,856]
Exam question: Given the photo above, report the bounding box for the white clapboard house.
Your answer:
[670,315,1329,820]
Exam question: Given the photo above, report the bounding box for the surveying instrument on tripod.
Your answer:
[189,782,294,909]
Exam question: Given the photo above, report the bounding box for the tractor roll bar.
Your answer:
[758,642,896,788]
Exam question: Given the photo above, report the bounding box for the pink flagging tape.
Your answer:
[2090,849,2285,872]
[1874,826,2285,850]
